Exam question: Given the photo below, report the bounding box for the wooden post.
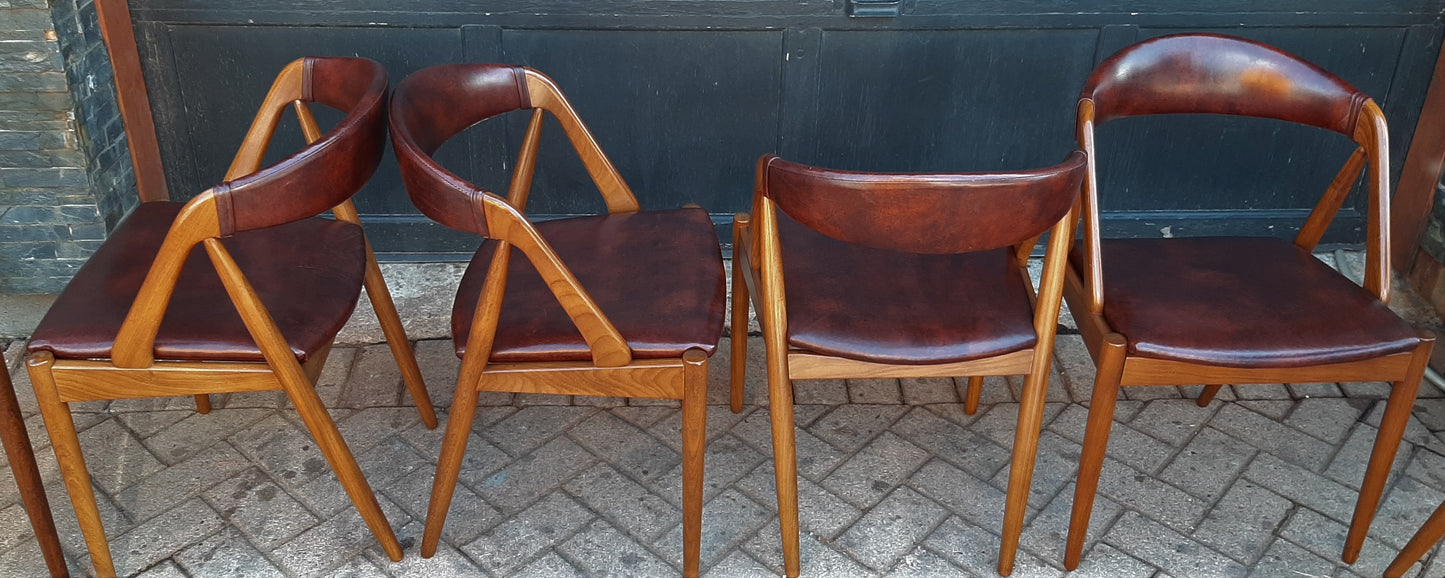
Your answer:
[1391,42,1445,273]
[94,0,169,202]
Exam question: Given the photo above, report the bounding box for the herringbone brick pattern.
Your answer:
[2,332,1445,577]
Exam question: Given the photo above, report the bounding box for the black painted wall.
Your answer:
[126,0,1445,258]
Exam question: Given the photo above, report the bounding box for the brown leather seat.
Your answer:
[28,202,365,363]
[778,213,1036,365]
[1074,236,1418,368]
[453,207,725,363]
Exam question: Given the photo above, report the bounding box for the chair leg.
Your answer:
[362,254,438,429]
[1195,384,1223,407]
[279,366,403,561]
[193,394,211,413]
[964,376,983,415]
[422,381,481,558]
[28,353,114,577]
[764,334,802,577]
[730,221,750,415]
[998,352,1056,576]
[1344,337,1432,563]
[1385,499,1445,577]
[2,363,67,577]
[1064,334,1127,570]
[681,349,709,578]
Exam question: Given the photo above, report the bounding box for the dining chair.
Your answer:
[731,151,1088,576]
[1385,498,1445,576]
[389,63,726,577]
[1061,33,1433,570]
[24,56,436,576]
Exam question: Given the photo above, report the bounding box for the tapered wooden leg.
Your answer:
[362,251,438,429]
[1064,334,1127,570]
[764,334,801,576]
[730,215,751,414]
[999,349,1055,576]
[280,368,403,561]
[964,376,983,415]
[422,381,480,558]
[1195,384,1223,407]
[28,353,113,577]
[681,349,708,578]
[193,394,211,413]
[1385,499,1445,577]
[1344,335,1433,563]
[1,363,67,577]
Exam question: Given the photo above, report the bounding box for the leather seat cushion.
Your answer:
[453,208,726,362]
[778,213,1038,365]
[1077,236,1419,367]
[28,202,366,363]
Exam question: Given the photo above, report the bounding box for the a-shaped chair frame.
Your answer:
[389,63,726,577]
[25,57,435,576]
[1062,33,1433,570]
[732,152,1088,576]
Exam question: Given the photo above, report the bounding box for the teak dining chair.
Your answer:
[24,56,436,576]
[1062,34,1433,570]
[731,152,1088,576]
[389,63,726,577]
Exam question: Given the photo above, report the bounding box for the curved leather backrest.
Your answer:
[762,151,1087,254]
[390,63,532,236]
[1083,33,1368,135]
[218,57,389,234]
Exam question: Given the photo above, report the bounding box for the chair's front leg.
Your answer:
[1345,335,1433,563]
[422,379,481,558]
[28,353,115,577]
[681,349,709,577]
[278,363,403,561]
[1065,333,1126,571]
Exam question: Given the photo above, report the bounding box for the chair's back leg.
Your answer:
[964,376,984,415]
[294,102,437,429]
[729,214,752,414]
[193,394,211,413]
[28,352,115,577]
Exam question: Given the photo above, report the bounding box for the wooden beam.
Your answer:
[94,0,169,203]
[1392,40,1445,272]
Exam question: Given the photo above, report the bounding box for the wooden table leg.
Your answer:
[0,366,68,576]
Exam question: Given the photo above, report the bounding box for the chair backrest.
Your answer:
[112,56,389,368]
[758,152,1087,255]
[390,63,639,368]
[1083,33,1368,135]
[1074,33,1391,310]
[216,57,389,235]
[391,63,639,237]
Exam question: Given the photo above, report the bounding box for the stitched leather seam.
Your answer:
[214,182,235,237]
[513,66,532,109]
[302,57,315,102]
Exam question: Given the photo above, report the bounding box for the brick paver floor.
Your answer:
[3,331,1445,577]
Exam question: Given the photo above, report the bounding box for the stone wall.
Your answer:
[0,0,131,294]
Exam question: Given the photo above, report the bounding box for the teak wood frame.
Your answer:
[416,69,709,577]
[1062,97,1435,570]
[730,162,1079,577]
[25,59,436,578]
